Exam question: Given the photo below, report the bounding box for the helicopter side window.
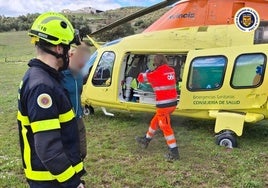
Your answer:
[92,51,115,86]
[188,56,227,91]
[231,53,266,88]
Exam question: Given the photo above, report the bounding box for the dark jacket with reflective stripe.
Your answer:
[138,64,178,108]
[17,59,85,187]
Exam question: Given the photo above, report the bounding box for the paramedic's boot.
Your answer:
[165,147,179,161]
[135,136,151,149]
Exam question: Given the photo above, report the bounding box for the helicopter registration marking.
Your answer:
[234,7,260,32]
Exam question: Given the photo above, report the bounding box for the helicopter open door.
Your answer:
[120,53,186,108]
[180,46,268,111]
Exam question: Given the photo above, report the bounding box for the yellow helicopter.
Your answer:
[81,0,268,148]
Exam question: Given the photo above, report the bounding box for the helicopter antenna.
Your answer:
[89,0,181,36]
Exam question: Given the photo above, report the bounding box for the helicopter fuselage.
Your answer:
[82,0,268,145]
[82,23,268,138]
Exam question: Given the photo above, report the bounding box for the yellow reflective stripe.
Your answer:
[31,119,60,133]
[74,162,83,173]
[18,112,32,173]
[25,169,54,181]
[130,79,138,89]
[18,109,75,127]
[22,125,32,171]
[55,166,76,183]
[25,165,78,182]
[59,109,75,123]
[17,111,30,126]
[25,167,75,182]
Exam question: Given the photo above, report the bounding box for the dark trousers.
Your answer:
[28,180,61,188]
[77,118,87,160]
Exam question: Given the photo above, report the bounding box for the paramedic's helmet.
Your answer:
[28,12,76,46]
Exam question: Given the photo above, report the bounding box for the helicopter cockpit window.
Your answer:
[92,51,115,86]
[231,53,266,88]
[254,22,268,44]
[188,56,227,91]
[82,51,98,84]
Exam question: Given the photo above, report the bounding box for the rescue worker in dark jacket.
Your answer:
[61,42,90,160]
[17,12,86,188]
[136,55,179,161]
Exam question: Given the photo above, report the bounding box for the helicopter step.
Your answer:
[211,110,243,148]
[209,110,264,148]
[212,111,244,148]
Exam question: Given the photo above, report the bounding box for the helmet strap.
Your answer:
[36,43,70,71]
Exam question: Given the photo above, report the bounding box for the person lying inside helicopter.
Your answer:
[124,55,148,101]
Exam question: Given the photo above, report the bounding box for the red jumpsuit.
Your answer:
[138,64,178,148]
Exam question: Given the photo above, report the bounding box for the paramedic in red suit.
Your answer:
[136,55,179,161]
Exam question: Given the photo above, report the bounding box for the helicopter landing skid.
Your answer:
[101,107,114,117]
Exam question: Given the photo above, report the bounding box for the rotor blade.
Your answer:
[89,0,180,36]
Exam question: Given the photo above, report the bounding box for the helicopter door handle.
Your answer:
[246,94,259,99]
[103,88,108,92]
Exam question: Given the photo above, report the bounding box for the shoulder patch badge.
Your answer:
[235,7,260,32]
[37,93,52,109]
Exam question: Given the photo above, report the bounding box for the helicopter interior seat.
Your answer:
[253,74,261,85]
[92,67,111,86]
[173,57,181,81]
[253,65,264,85]
[167,55,186,97]
[174,56,184,95]
[124,55,148,102]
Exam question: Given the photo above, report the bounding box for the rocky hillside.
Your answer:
[66,6,170,34]
[0,6,170,41]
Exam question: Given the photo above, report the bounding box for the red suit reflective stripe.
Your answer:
[156,98,177,105]
[147,106,177,148]
[153,85,176,91]
[138,64,178,108]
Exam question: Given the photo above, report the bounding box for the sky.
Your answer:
[0,0,163,17]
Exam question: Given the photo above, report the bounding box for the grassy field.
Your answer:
[0,32,268,188]
[0,31,35,63]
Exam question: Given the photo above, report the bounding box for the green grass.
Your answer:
[0,31,35,63]
[0,32,268,187]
